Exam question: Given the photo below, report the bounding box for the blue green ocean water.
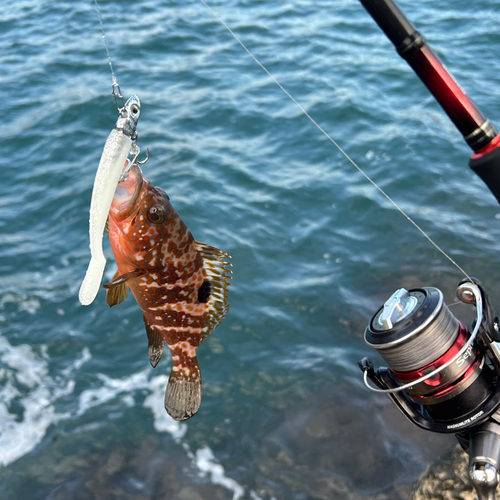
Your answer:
[2,0,500,498]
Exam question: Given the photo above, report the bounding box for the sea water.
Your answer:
[1,0,500,498]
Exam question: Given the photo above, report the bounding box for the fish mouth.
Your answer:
[110,164,144,220]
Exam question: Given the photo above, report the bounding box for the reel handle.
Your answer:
[468,420,500,500]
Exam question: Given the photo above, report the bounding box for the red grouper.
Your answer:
[105,164,231,421]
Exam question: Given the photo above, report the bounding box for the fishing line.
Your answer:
[93,0,124,109]
[198,0,472,282]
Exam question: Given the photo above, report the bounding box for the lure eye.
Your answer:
[147,205,165,224]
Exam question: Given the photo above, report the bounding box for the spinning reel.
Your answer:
[354,0,500,497]
[359,279,500,499]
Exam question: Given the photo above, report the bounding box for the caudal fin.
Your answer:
[165,360,202,421]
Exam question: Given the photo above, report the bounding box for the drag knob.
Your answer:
[379,288,418,329]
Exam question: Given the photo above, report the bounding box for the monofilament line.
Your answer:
[198,0,472,282]
[94,0,124,108]
[94,0,117,85]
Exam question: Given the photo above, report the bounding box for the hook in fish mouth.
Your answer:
[120,146,150,182]
[112,164,145,219]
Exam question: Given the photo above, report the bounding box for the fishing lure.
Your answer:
[79,95,141,306]
[105,163,231,421]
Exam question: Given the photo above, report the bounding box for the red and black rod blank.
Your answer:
[358,0,500,204]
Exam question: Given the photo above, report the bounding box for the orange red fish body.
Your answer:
[106,164,231,421]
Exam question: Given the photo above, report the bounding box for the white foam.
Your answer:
[195,447,244,500]
[73,347,92,371]
[77,370,149,416]
[74,369,188,441]
[0,341,254,499]
[62,347,91,377]
[142,375,187,441]
[0,335,77,466]
[0,293,41,315]
[141,375,255,499]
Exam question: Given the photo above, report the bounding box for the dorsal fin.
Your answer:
[194,241,232,343]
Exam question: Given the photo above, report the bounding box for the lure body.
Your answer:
[105,165,231,421]
[79,95,141,306]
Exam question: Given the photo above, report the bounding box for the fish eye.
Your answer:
[131,105,139,115]
[147,205,165,224]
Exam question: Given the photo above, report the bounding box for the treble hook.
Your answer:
[130,145,150,167]
[119,145,150,182]
[137,147,150,166]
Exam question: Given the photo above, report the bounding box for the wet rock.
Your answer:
[246,390,453,500]
[411,445,493,500]
[177,485,232,500]
[1,434,234,500]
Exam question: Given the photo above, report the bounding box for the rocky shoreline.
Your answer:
[412,445,483,500]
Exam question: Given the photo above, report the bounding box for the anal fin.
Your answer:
[165,360,202,421]
[143,314,164,368]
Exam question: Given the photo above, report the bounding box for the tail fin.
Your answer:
[165,359,202,421]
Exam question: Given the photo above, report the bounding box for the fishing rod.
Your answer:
[356,1,500,499]
[358,0,500,203]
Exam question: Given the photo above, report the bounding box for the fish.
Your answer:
[79,95,141,306]
[104,163,231,421]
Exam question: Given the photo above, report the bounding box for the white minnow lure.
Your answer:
[79,95,141,306]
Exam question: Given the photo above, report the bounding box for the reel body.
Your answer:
[359,280,500,499]
[361,283,500,429]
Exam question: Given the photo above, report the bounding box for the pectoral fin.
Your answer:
[143,315,164,368]
[103,268,145,307]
